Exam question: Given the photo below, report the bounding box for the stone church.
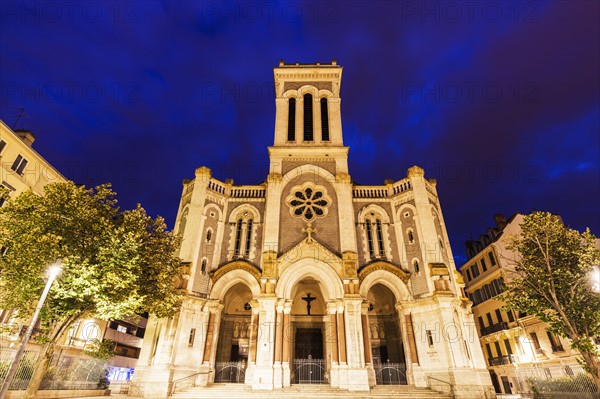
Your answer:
[131,61,493,398]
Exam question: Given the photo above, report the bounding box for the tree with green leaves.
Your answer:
[0,182,183,398]
[503,211,600,390]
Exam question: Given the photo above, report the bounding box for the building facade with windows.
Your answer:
[0,119,65,204]
[0,119,145,386]
[460,214,592,396]
[131,61,494,398]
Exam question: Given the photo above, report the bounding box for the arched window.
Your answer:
[234,219,243,257]
[366,221,374,258]
[206,230,212,243]
[414,260,420,273]
[303,94,313,141]
[320,98,329,141]
[408,229,414,244]
[201,259,207,274]
[244,219,253,258]
[287,98,296,141]
[376,219,385,256]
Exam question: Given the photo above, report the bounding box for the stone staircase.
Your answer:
[171,383,452,398]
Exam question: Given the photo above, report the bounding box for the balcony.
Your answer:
[480,322,508,336]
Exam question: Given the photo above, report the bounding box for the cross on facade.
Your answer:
[302,293,317,315]
[302,222,317,242]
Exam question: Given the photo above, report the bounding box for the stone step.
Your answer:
[171,383,452,399]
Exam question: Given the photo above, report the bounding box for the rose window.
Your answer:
[286,183,332,222]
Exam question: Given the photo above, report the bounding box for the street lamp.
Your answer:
[0,262,62,399]
[592,265,600,293]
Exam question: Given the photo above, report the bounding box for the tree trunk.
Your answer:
[23,341,54,399]
[580,350,600,391]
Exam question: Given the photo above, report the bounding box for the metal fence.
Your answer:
[293,357,325,384]
[373,361,407,385]
[0,347,109,391]
[514,364,599,398]
[214,361,246,383]
[0,349,40,390]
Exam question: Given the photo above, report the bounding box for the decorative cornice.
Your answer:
[358,261,411,284]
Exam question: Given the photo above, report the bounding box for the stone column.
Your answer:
[253,296,277,390]
[202,312,216,363]
[282,301,292,387]
[361,306,372,364]
[336,303,348,389]
[342,298,370,391]
[273,301,285,388]
[327,302,339,388]
[245,301,260,385]
[395,303,414,385]
[361,302,376,387]
[196,302,223,386]
[337,309,347,364]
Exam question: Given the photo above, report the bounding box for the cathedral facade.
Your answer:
[131,61,493,398]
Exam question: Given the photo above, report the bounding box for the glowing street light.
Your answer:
[592,265,600,293]
[0,262,62,399]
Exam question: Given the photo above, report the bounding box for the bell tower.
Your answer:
[269,60,348,174]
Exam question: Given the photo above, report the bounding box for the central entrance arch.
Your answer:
[275,258,344,386]
[291,277,327,384]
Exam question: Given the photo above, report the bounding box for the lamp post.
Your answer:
[0,262,61,399]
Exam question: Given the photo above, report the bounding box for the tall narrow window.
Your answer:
[407,229,414,243]
[11,155,28,175]
[234,219,243,257]
[201,260,207,274]
[495,309,503,323]
[366,222,374,257]
[206,230,212,243]
[303,94,313,141]
[320,98,329,141]
[414,260,420,273]
[426,330,434,347]
[287,98,296,141]
[244,219,253,258]
[376,219,385,257]
[489,251,496,266]
[0,139,6,154]
[504,339,513,355]
[188,328,196,347]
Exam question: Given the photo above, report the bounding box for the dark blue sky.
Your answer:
[1,1,598,265]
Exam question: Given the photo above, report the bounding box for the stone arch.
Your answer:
[317,89,334,99]
[396,203,417,221]
[276,258,344,301]
[358,204,391,223]
[228,203,261,224]
[210,261,261,301]
[358,264,412,302]
[203,203,223,221]
[282,164,336,185]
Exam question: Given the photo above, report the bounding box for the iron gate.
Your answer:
[293,356,325,384]
[374,361,407,385]
[214,361,246,383]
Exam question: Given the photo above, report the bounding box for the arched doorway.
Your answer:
[214,283,253,383]
[290,277,327,384]
[367,283,407,385]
